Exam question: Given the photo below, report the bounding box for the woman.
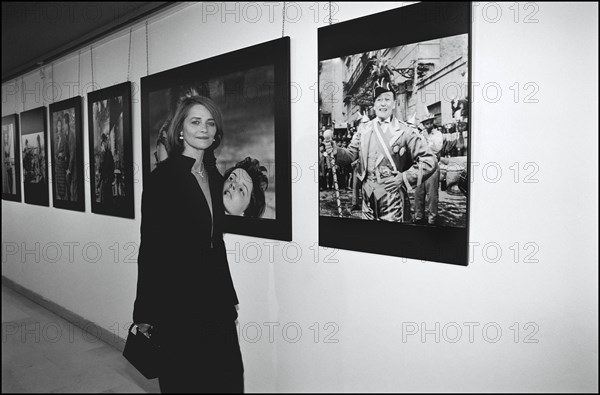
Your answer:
[153,85,204,168]
[133,95,243,393]
[223,157,268,218]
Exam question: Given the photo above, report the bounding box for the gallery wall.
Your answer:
[2,2,598,392]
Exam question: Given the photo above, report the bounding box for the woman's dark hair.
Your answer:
[224,157,268,218]
[166,96,224,160]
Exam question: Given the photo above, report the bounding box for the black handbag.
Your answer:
[123,323,160,379]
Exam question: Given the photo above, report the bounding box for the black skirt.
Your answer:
[158,318,244,393]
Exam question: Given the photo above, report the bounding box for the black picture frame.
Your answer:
[2,114,21,202]
[87,81,134,219]
[318,2,472,265]
[141,37,291,241]
[49,96,85,212]
[20,106,49,206]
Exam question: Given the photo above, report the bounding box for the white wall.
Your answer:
[2,2,598,392]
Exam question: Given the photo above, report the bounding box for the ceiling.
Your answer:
[1,2,175,83]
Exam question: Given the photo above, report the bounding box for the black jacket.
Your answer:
[133,154,239,335]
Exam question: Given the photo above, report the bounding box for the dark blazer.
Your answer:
[133,154,239,338]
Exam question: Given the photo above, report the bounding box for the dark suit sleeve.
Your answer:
[133,171,165,325]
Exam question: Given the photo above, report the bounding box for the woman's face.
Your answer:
[56,119,63,135]
[223,168,253,216]
[181,104,217,154]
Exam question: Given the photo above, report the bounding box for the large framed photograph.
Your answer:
[49,97,85,211]
[20,107,49,206]
[87,82,134,218]
[2,114,21,202]
[141,37,291,241]
[318,2,471,265]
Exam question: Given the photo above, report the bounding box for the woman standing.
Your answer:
[133,95,243,393]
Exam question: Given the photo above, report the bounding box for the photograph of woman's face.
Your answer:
[223,168,252,216]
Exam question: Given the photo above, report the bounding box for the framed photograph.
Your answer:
[141,37,291,241]
[2,114,21,202]
[87,82,134,218]
[20,107,49,206]
[318,2,471,265]
[49,97,85,211]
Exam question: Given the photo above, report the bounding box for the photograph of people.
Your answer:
[2,124,15,195]
[319,34,469,227]
[144,65,277,220]
[324,76,437,223]
[53,114,68,200]
[90,94,130,214]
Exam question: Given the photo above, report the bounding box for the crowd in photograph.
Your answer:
[319,95,469,225]
[22,135,46,185]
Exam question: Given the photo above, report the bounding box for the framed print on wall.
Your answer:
[49,96,85,211]
[87,82,134,219]
[2,114,21,202]
[318,2,472,265]
[141,37,291,241]
[21,107,49,206]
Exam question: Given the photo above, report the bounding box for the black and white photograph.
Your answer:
[141,37,291,240]
[2,2,597,394]
[2,113,21,202]
[319,2,471,265]
[87,82,134,218]
[20,106,49,206]
[49,96,84,211]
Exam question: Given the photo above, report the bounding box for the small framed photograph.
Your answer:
[141,37,291,240]
[20,107,49,206]
[87,82,134,218]
[49,96,85,211]
[318,2,472,265]
[2,114,21,202]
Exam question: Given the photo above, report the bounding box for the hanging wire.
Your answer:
[51,62,55,103]
[21,77,25,110]
[281,2,286,37]
[145,21,149,76]
[78,51,81,96]
[40,64,46,106]
[14,78,17,113]
[91,45,95,89]
[328,1,333,25]
[127,27,133,81]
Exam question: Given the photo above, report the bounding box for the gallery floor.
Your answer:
[1,284,160,393]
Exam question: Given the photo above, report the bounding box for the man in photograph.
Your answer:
[3,129,14,194]
[325,77,437,222]
[414,113,443,225]
[99,133,114,205]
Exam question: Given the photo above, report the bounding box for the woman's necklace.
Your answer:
[191,162,205,178]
